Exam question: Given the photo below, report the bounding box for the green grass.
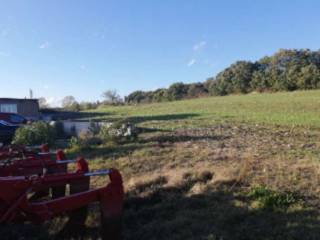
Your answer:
[89,90,320,129]
[248,185,297,210]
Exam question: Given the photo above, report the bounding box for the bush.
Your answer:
[13,121,56,146]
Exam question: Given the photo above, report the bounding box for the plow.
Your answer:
[0,144,124,239]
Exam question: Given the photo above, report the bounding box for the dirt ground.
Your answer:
[2,123,320,239]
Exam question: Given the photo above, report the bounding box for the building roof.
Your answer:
[0,98,39,102]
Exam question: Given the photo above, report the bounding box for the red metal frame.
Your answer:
[0,144,50,161]
[0,168,124,239]
[0,144,124,239]
[0,149,69,177]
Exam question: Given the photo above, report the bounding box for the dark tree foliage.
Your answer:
[166,82,189,101]
[125,91,148,104]
[187,83,208,98]
[210,61,257,95]
[125,49,320,104]
[152,88,168,102]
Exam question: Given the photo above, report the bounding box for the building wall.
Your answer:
[55,120,110,137]
[0,99,40,119]
[17,101,39,118]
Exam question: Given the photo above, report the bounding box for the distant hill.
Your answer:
[125,49,320,104]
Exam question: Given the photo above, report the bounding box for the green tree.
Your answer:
[166,82,188,101]
[298,64,320,89]
[102,89,122,105]
[187,83,208,98]
[62,96,76,108]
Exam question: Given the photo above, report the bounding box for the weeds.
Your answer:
[248,185,297,210]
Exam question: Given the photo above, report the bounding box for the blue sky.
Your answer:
[1,0,320,105]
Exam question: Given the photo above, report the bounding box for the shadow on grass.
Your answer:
[69,143,145,160]
[42,110,111,121]
[43,110,199,124]
[69,131,229,161]
[122,178,320,240]
[0,224,50,240]
[122,113,199,124]
[139,134,229,145]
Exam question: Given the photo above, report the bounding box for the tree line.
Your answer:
[39,90,123,111]
[40,48,320,109]
[126,49,320,104]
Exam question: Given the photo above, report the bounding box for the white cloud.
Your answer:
[187,59,196,67]
[46,97,62,107]
[193,41,207,51]
[43,84,49,89]
[39,41,50,49]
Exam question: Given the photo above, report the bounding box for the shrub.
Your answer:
[248,185,297,210]
[13,121,56,146]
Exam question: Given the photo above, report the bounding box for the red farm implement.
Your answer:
[0,144,51,162]
[0,150,70,177]
[0,144,124,239]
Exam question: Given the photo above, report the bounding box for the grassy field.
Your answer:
[89,90,320,129]
[65,90,319,240]
[5,90,320,240]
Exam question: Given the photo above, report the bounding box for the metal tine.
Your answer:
[56,160,77,164]
[0,159,76,165]
[84,169,112,177]
[38,152,56,155]
[26,145,43,149]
